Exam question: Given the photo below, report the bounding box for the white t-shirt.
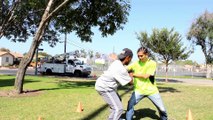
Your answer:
[95,60,131,91]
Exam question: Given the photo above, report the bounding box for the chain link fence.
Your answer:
[156,64,212,78]
[91,63,213,78]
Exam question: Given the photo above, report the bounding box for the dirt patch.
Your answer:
[0,89,43,97]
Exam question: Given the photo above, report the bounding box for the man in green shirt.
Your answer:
[126,47,168,120]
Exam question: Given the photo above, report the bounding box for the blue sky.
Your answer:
[1,0,213,64]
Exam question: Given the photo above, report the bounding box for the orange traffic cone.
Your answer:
[186,109,193,120]
[38,116,42,120]
[76,102,83,112]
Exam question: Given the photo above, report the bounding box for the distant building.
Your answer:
[10,52,24,63]
[0,52,14,66]
[0,51,24,67]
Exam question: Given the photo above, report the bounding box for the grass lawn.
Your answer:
[0,75,213,120]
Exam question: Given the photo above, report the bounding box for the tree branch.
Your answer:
[44,0,71,24]
[0,0,21,38]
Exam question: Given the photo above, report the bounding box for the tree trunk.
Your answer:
[14,0,54,94]
[14,48,36,93]
[165,63,168,82]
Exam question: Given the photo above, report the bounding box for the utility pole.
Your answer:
[35,48,39,75]
[64,32,67,54]
[63,32,67,73]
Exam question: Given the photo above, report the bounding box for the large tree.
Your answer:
[187,10,213,78]
[0,0,131,93]
[0,47,10,52]
[137,28,191,81]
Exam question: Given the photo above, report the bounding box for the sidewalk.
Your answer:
[0,66,34,70]
[0,66,19,70]
[157,77,213,86]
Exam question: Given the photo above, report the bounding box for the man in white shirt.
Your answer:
[95,48,133,120]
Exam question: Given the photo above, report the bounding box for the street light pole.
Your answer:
[63,32,67,73]
[35,48,39,75]
[35,48,43,75]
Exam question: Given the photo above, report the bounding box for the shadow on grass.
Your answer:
[120,108,160,120]
[0,77,39,87]
[119,84,180,93]
[158,86,180,93]
[23,80,95,92]
[57,80,181,93]
[133,108,160,120]
[57,80,96,89]
[0,78,15,87]
[1,79,96,93]
[79,81,180,120]
[14,80,96,93]
[81,90,132,120]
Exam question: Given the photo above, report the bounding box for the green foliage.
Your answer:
[2,0,131,94]
[137,28,191,65]
[80,49,87,58]
[1,1,46,42]
[187,10,213,64]
[175,60,198,65]
[0,47,10,52]
[88,50,94,59]
[95,52,101,58]
[1,0,130,46]
[38,52,51,57]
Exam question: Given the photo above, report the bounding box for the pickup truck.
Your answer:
[38,58,92,77]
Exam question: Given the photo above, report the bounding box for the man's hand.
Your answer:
[129,72,133,77]
[128,69,134,73]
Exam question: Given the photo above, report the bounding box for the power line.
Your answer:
[66,39,104,54]
[68,39,96,52]
[66,40,85,50]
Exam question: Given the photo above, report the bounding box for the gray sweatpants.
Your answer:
[97,90,123,120]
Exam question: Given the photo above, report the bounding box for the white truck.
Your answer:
[38,58,92,77]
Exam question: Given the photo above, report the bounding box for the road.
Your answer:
[156,77,213,87]
[0,67,35,75]
[1,67,213,86]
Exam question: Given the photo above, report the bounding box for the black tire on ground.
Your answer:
[46,69,52,75]
[74,70,81,77]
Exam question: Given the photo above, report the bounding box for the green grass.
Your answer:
[1,75,213,120]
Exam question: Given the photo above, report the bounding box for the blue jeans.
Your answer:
[126,91,168,120]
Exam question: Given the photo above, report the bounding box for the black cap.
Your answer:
[118,48,133,59]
